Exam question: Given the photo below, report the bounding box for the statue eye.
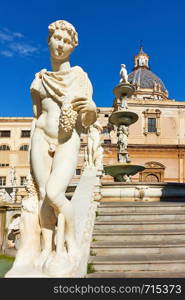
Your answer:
[64,38,71,44]
[54,35,61,41]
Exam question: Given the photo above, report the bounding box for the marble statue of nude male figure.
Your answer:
[30,20,97,271]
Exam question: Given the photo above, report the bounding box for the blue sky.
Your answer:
[0,0,185,116]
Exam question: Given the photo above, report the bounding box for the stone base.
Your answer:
[5,265,48,278]
[101,182,185,202]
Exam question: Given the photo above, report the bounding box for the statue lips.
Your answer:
[57,48,63,56]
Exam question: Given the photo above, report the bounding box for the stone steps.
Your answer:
[91,241,185,255]
[89,254,185,272]
[93,229,185,242]
[87,271,185,278]
[98,203,185,213]
[99,202,185,206]
[94,220,185,230]
[87,201,185,278]
[97,212,185,221]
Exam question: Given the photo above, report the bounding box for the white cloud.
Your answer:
[9,43,38,56]
[13,32,24,38]
[0,50,13,57]
[0,28,39,57]
[0,31,14,42]
[0,29,23,43]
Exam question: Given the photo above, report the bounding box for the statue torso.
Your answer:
[30,66,92,139]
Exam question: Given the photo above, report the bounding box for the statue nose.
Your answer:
[58,41,64,49]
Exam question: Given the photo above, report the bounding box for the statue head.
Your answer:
[48,20,78,60]
[121,64,126,68]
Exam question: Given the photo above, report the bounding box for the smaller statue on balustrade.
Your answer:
[0,189,13,203]
[87,121,103,168]
[94,145,104,170]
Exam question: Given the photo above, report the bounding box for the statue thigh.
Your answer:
[30,129,57,230]
[46,130,81,209]
[30,129,53,199]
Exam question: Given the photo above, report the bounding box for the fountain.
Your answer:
[104,65,145,182]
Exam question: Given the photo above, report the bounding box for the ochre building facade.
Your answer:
[1,47,185,199]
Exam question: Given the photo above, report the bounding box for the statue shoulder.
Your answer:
[72,66,93,98]
[72,66,90,81]
[30,69,47,94]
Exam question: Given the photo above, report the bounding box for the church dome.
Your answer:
[128,68,167,92]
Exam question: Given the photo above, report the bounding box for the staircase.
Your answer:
[87,201,185,278]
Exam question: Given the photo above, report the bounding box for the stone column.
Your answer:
[178,153,184,183]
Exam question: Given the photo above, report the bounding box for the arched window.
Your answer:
[0,144,10,150]
[19,144,29,151]
[145,174,159,182]
[139,161,165,182]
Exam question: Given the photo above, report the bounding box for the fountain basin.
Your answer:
[109,111,138,126]
[113,83,135,98]
[104,163,145,181]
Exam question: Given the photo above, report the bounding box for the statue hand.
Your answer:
[71,97,96,113]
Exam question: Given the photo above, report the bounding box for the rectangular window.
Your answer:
[76,169,81,176]
[21,130,31,138]
[148,118,157,132]
[104,139,111,144]
[0,176,6,186]
[0,130,11,137]
[20,176,27,186]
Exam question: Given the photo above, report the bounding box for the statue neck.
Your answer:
[51,57,71,72]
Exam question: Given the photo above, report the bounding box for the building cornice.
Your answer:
[0,117,33,123]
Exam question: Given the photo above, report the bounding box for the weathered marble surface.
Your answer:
[6,20,97,278]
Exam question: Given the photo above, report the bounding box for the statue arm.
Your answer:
[74,74,97,127]
[30,84,42,119]
[80,99,97,127]
[29,79,42,163]
[71,72,97,127]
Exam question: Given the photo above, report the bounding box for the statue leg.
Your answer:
[87,139,93,167]
[31,129,57,267]
[46,130,80,260]
[92,138,100,166]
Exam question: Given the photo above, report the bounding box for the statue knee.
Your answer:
[46,185,56,204]
[46,185,65,209]
[39,187,46,200]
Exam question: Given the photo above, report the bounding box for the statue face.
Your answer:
[49,29,74,61]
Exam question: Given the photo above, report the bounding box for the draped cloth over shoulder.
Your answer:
[30,66,93,105]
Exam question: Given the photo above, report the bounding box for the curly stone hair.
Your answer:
[48,20,78,48]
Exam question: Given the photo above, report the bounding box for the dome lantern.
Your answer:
[128,46,169,100]
[134,46,149,70]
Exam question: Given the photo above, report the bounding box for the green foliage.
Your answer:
[90,250,96,256]
[87,263,95,274]
[0,255,14,262]
[0,255,15,278]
